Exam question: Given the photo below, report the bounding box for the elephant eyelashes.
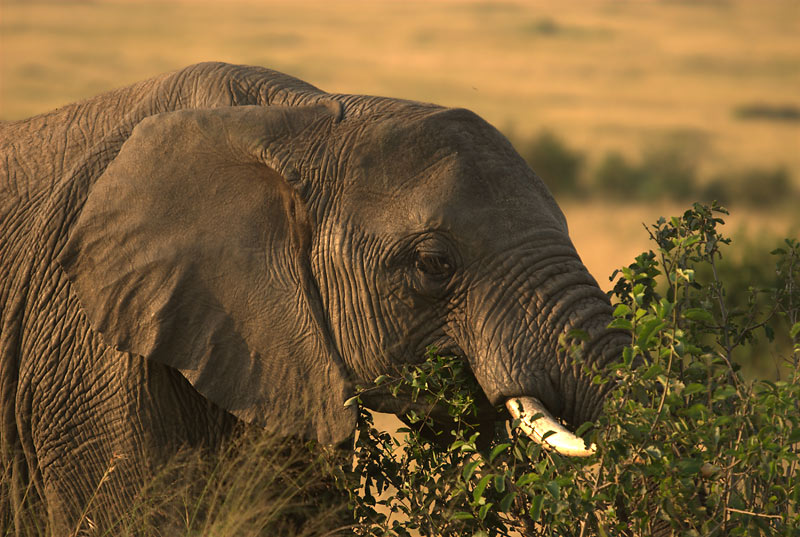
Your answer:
[409,235,458,289]
[412,247,457,297]
[415,252,453,278]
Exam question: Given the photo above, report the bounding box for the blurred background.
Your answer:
[2,0,798,372]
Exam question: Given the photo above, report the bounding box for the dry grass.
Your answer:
[5,427,349,537]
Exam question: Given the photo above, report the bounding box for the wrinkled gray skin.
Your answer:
[0,63,626,531]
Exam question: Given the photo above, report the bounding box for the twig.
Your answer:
[726,507,783,520]
[579,452,604,537]
[646,348,674,438]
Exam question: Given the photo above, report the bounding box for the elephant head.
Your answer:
[59,95,626,454]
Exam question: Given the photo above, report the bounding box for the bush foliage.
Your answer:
[515,129,585,198]
[337,203,800,536]
[511,130,797,206]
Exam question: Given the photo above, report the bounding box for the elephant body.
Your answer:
[0,63,626,532]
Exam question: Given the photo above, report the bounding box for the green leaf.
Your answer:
[489,443,511,463]
[613,304,631,317]
[529,495,544,521]
[343,395,360,408]
[473,475,492,504]
[499,491,516,512]
[687,403,707,419]
[451,511,474,521]
[622,346,634,367]
[608,318,633,330]
[791,322,800,340]
[566,328,589,341]
[713,385,737,401]
[676,458,703,476]
[636,319,665,348]
[545,480,560,498]
[575,421,594,437]
[684,308,714,323]
[494,475,506,493]
[642,363,665,380]
[478,502,493,520]
[516,473,536,488]
[374,374,389,385]
[684,383,706,396]
[644,445,662,459]
[462,460,481,481]
[459,441,477,453]
[714,415,733,427]
[764,324,775,341]
[656,298,674,319]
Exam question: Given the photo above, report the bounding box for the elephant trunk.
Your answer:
[465,243,628,456]
[509,312,628,456]
[507,311,627,457]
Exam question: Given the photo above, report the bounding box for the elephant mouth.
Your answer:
[423,347,595,458]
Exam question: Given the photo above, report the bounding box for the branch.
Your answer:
[726,507,783,520]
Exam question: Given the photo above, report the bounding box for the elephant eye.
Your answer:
[406,236,459,295]
[415,251,454,279]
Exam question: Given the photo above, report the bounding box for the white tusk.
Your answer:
[506,396,596,457]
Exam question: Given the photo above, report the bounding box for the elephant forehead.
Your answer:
[342,118,568,242]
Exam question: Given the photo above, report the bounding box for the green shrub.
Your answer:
[593,143,698,202]
[700,176,733,206]
[701,167,793,207]
[520,17,561,36]
[639,142,697,201]
[514,129,585,197]
[508,129,797,205]
[734,104,800,123]
[693,232,795,378]
[340,203,800,536]
[726,167,792,208]
[594,150,646,200]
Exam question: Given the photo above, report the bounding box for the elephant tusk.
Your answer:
[505,396,596,457]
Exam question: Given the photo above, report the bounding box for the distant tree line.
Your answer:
[510,129,795,207]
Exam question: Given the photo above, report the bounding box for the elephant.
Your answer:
[0,62,627,532]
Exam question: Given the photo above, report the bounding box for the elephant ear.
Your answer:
[59,104,357,444]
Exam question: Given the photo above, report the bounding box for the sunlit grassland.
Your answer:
[563,201,800,287]
[3,0,798,176]
[2,0,798,283]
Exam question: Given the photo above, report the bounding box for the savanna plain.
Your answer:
[2,1,800,534]
[2,0,798,283]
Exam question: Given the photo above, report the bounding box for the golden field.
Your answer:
[2,0,798,286]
